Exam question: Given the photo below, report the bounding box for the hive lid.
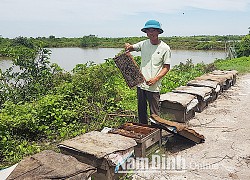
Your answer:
[195,74,227,84]
[160,92,196,107]
[6,150,96,180]
[187,79,219,89]
[58,131,137,159]
[212,70,238,76]
[173,86,212,99]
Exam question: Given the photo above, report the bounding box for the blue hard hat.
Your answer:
[141,20,164,34]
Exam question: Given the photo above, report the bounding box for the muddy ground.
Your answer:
[132,74,250,180]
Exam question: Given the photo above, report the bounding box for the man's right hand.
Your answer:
[125,43,133,52]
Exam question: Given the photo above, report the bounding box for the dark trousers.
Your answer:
[137,87,160,124]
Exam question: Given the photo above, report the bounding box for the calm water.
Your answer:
[0,48,226,72]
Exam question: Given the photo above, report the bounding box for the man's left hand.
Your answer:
[146,78,158,86]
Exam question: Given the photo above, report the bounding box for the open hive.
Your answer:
[109,122,161,157]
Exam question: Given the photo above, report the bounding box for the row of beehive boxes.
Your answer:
[160,70,238,123]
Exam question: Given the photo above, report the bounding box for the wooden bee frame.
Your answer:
[114,53,145,88]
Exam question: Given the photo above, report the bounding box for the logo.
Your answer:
[116,154,218,174]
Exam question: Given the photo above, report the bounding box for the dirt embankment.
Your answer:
[133,73,250,180]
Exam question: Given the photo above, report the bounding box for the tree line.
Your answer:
[0,34,245,53]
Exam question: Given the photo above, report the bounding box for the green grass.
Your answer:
[214,56,250,74]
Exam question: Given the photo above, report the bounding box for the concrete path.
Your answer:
[132,74,250,180]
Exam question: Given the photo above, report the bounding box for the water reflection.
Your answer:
[171,49,226,66]
[0,59,12,72]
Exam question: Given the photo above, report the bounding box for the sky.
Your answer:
[0,0,250,38]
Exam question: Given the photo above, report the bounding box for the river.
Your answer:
[0,48,226,72]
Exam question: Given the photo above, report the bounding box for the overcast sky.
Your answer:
[0,0,250,38]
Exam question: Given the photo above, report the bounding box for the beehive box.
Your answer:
[109,122,161,158]
[187,79,221,102]
[195,74,226,91]
[58,131,136,180]
[172,86,213,112]
[160,92,198,123]
[195,70,237,91]
[211,70,238,87]
[6,150,97,180]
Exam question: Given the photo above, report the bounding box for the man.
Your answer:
[125,19,171,124]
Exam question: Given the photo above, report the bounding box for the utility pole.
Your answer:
[248,27,250,35]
